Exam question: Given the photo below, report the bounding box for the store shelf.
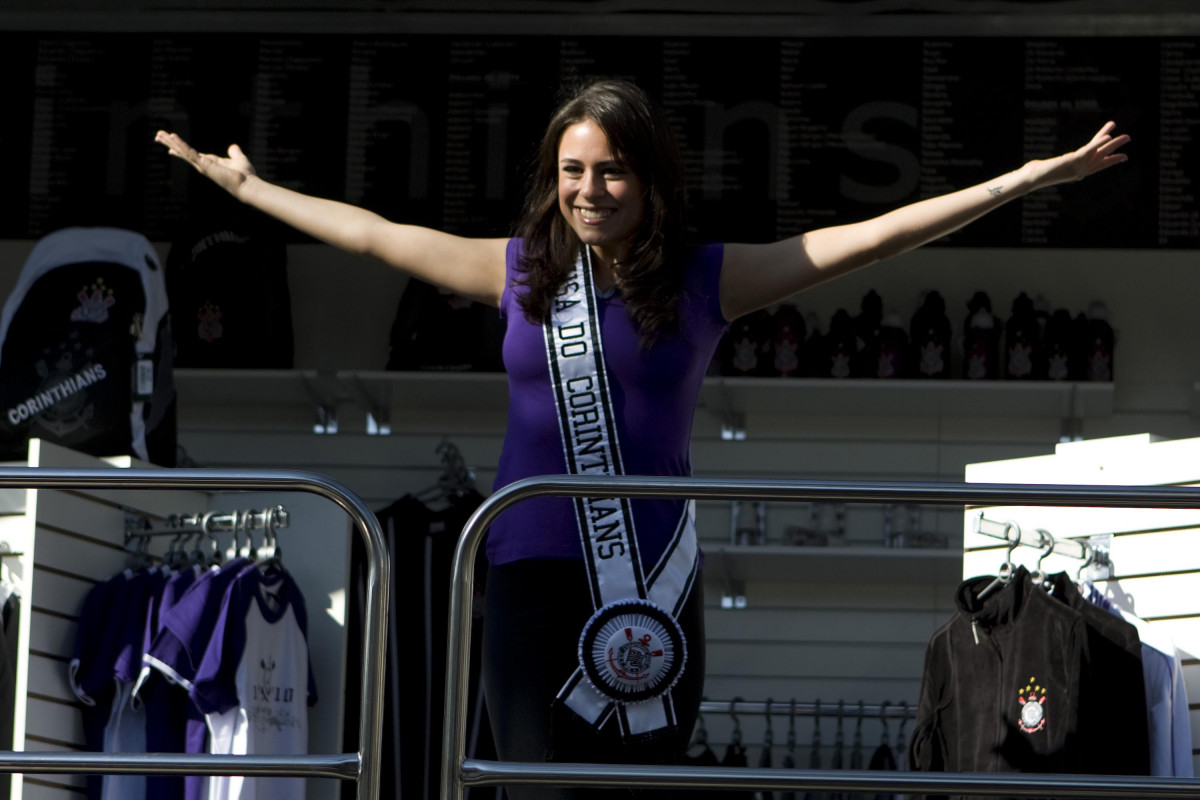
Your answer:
[699,377,1113,419]
[175,369,1113,421]
[173,368,509,414]
[705,544,961,585]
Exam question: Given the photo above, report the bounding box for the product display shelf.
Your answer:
[699,376,1113,419]
[175,369,1114,425]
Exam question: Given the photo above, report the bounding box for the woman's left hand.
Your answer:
[1029,121,1130,188]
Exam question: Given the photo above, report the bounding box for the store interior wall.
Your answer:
[0,0,1197,776]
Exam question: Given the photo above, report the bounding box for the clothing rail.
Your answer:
[973,510,1113,578]
[125,504,291,540]
[443,475,1200,800]
[0,467,388,800]
[699,699,914,720]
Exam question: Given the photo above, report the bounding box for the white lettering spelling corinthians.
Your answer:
[554,308,626,560]
[5,364,107,425]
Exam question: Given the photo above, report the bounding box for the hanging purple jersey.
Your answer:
[191,567,316,800]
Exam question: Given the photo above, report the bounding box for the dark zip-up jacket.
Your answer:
[1047,571,1150,776]
[909,567,1089,797]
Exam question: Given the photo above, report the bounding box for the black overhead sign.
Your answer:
[1,33,1190,248]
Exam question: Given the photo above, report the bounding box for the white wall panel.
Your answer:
[966,436,1200,779]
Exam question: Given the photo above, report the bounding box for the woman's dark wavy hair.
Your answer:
[513,78,689,342]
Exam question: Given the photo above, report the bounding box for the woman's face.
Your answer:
[557,119,644,266]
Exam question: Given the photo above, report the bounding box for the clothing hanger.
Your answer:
[760,697,774,766]
[1030,528,1055,591]
[976,521,1022,601]
[831,700,845,770]
[808,699,822,769]
[685,699,716,764]
[256,506,284,573]
[827,700,846,800]
[868,700,896,772]
[417,440,478,508]
[780,699,798,800]
[164,527,187,569]
[730,697,743,749]
[785,699,797,766]
[754,698,773,800]
[803,700,822,800]
[192,511,221,566]
[850,700,864,770]
[1075,543,1096,583]
[720,698,749,772]
[128,532,156,571]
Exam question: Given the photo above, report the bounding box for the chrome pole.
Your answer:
[462,760,1200,798]
[0,753,357,779]
[443,475,1200,800]
[0,467,389,800]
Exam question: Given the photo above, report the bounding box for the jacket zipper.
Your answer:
[972,617,1008,772]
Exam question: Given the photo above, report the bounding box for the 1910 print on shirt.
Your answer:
[191,567,317,800]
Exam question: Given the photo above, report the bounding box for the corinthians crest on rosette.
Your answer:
[544,247,699,740]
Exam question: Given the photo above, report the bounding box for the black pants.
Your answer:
[482,559,706,800]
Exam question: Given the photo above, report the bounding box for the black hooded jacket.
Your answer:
[1046,571,1150,776]
[909,567,1090,796]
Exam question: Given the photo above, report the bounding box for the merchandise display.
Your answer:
[166,214,294,369]
[910,291,951,379]
[712,288,1115,383]
[0,227,176,465]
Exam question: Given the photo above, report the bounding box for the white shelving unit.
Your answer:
[174,368,1114,428]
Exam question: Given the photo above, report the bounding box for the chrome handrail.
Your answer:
[0,467,389,799]
[443,475,1200,800]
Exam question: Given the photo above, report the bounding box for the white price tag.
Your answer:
[135,359,154,398]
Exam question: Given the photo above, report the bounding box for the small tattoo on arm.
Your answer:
[987,185,1004,197]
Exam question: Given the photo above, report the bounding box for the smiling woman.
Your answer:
[555,120,645,281]
[154,74,1128,800]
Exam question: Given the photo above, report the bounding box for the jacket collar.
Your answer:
[955,564,1034,626]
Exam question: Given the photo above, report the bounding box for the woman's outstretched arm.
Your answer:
[718,122,1131,322]
[155,131,508,307]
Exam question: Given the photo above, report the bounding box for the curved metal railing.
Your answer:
[443,475,1200,800]
[0,467,389,799]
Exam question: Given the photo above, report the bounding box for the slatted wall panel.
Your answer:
[965,433,1200,777]
[14,440,209,799]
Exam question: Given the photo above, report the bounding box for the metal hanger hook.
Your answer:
[1003,521,1022,562]
[730,697,743,745]
[1036,528,1055,568]
[1076,543,1096,581]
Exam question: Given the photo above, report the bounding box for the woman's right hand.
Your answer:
[155,131,257,198]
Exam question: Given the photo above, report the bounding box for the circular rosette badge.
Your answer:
[578,599,686,705]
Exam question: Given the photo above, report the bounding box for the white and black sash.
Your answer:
[544,247,699,739]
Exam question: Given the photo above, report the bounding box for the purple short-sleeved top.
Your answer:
[489,238,728,568]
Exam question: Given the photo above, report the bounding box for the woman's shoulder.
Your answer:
[684,241,724,265]
[679,242,727,328]
[680,241,725,287]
